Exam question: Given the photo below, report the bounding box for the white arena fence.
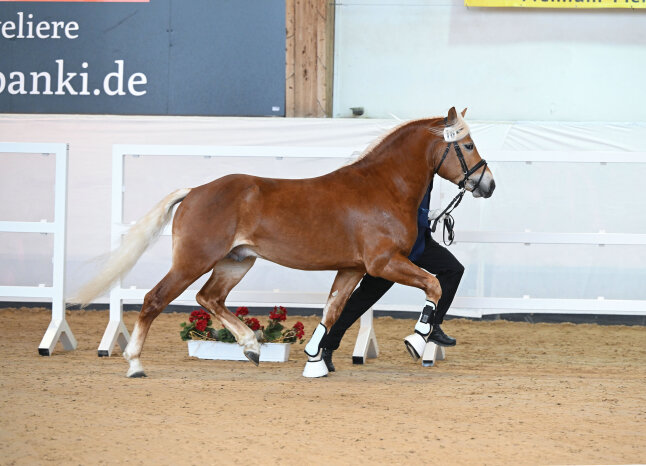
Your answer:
[99,141,646,357]
[0,142,76,355]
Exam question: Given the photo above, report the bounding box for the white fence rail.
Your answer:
[0,142,76,355]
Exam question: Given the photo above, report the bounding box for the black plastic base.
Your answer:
[38,348,50,356]
[352,356,364,365]
[97,350,109,357]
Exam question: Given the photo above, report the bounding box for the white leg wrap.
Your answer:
[405,300,437,361]
[414,300,436,337]
[414,320,431,336]
[304,323,327,358]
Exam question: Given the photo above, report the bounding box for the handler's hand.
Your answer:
[428,209,444,221]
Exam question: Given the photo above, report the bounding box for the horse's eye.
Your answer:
[464,143,474,150]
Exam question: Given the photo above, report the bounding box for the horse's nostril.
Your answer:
[489,180,496,195]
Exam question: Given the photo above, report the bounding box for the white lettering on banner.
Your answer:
[128,73,147,97]
[103,61,148,97]
[29,72,53,95]
[0,12,148,99]
[8,71,26,95]
[0,60,148,97]
[104,60,126,96]
[79,62,90,96]
[0,12,79,40]
[55,59,78,95]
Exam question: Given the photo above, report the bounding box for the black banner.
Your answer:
[0,0,285,116]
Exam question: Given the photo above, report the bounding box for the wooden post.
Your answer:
[286,0,335,117]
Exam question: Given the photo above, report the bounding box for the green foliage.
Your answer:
[216,328,237,343]
[179,322,192,341]
[263,321,284,343]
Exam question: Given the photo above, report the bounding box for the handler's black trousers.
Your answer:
[321,236,464,352]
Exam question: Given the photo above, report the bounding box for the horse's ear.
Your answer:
[461,108,468,117]
[447,107,458,124]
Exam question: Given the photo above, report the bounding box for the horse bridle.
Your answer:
[430,126,488,245]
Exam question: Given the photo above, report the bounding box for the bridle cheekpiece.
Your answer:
[430,118,488,245]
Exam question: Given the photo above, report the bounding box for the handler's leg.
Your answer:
[320,274,393,371]
[303,269,364,378]
[366,254,442,361]
[322,274,394,351]
[415,237,464,346]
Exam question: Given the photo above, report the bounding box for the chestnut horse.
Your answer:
[71,107,495,378]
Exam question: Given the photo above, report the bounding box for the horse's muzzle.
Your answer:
[472,178,495,198]
[482,179,495,198]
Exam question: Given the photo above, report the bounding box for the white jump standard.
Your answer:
[0,142,76,356]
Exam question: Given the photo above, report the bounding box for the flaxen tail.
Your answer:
[69,188,192,307]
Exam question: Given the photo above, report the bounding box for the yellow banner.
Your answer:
[465,0,646,7]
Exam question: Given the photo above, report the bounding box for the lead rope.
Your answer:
[430,188,465,246]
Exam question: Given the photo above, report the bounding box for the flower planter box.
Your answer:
[187,340,291,363]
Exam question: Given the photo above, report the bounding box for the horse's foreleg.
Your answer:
[196,257,261,365]
[303,269,364,378]
[367,255,442,361]
[123,268,197,377]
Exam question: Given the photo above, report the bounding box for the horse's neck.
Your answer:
[352,122,437,206]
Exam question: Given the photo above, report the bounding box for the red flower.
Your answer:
[293,321,305,339]
[269,305,287,322]
[235,306,249,317]
[245,317,261,331]
[195,319,207,332]
[191,309,210,323]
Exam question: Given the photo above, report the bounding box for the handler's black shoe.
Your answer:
[322,348,335,372]
[428,324,456,347]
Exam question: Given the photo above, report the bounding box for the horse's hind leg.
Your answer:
[123,267,200,377]
[303,269,364,378]
[196,256,261,364]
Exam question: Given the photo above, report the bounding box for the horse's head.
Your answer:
[431,107,495,199]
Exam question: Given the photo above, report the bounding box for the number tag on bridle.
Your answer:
[443,127,460,142]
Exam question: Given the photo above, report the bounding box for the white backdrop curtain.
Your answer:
[1,115,644,315]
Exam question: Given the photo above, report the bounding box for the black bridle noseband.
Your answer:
[430,126,488,246]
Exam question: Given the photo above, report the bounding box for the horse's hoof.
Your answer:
[404,333,426,361]
[126,358,146,378]
[244,350,260,366]
[302,359,328,378]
